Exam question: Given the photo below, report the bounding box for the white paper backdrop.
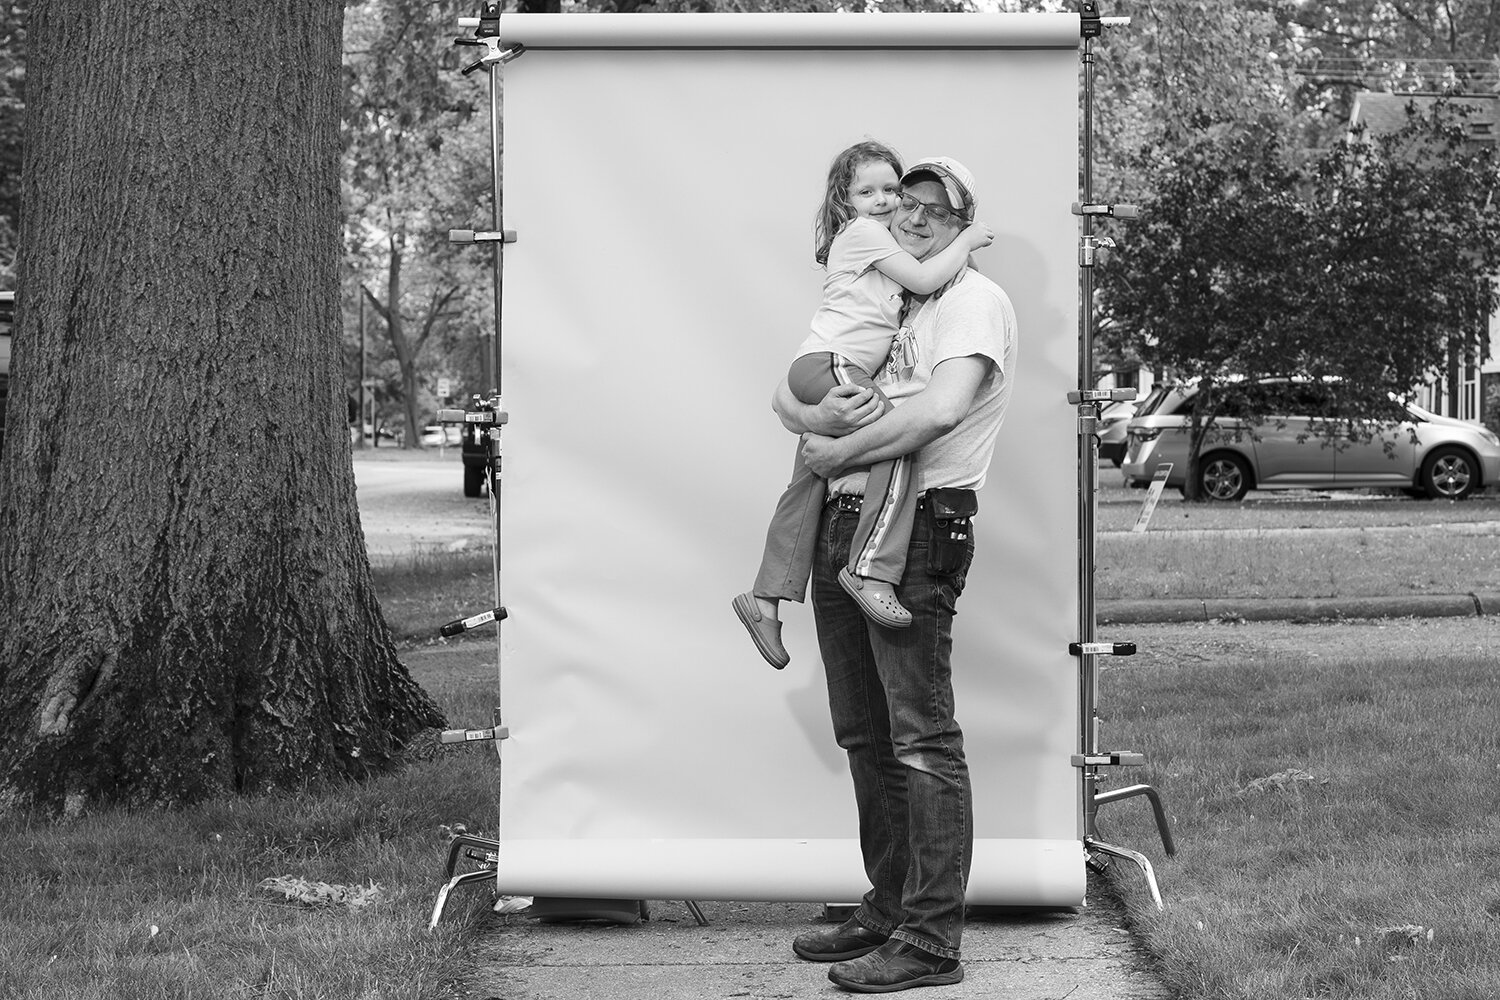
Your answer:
[493,13,1084,906]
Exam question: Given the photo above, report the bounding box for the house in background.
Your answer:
[1349,91,1500,431]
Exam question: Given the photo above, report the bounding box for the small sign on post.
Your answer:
[437,377,451,399]
[1131,464,1173,533]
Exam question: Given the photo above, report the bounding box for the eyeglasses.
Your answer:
[895,191,966,227]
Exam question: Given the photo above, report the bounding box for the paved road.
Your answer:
[351,451,493,563]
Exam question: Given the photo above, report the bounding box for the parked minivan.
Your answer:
[1121,378,1500,501]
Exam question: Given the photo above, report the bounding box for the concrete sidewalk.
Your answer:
[462,895,1170,1000]
[407,637,1171,999]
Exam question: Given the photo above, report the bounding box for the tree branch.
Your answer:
[414,285,460,354]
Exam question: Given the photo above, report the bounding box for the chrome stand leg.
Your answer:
[429,834,501,930]
[429,868,499,930]
[1095,783,1176,856]
[1086,837,1164,911]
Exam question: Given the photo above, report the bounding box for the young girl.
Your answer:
[733,141,992,669]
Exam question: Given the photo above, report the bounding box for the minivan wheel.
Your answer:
[1421,446,1476,500]
[1189,452,1252,502]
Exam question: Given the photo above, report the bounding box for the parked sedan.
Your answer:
[1121,381,1500,501]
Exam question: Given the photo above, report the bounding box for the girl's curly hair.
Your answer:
[813,140,904,267]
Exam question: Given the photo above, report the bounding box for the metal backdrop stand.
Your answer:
[1069,1,1175,910]
[428,2,516,931]
[429,7,708,930]
[426,3,1176,926]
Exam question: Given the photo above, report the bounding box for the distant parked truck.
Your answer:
[440,395,503,498]
[461,418,489,497]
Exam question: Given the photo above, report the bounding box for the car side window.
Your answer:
[1291,384,1335,417]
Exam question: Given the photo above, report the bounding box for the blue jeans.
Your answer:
[812,496,976,960]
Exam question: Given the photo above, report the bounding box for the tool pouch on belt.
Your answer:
[924,487,978,575]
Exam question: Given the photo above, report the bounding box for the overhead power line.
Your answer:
[1295,57,1500,89]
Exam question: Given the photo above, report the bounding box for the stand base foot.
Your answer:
[429,868,497,930]
[1086,836,1164,910]
[428,834,501,930]
[1095,782,1176,856]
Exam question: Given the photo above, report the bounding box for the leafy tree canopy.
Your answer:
[0,0,24,287]
[343,0,495,442]
[1099,97,1500,495]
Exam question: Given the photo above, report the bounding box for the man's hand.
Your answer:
[788,356,991,473]
[809,383,882,436]
[773,378,883,437]
[800,432,845,478]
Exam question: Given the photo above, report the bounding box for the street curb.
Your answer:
[1098,592,1500,624]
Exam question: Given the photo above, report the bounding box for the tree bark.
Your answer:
[0,0,442,814]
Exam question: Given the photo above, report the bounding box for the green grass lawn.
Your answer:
[1097,523,1500,601]
[0,643,501,1000]
[372,550,496,643]
[1096,620,1500,1000]
[6,497,1498,998]
[1093,475,1500,601]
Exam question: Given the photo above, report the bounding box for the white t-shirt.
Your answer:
[830,267,1017,496]
[793,217,905,376]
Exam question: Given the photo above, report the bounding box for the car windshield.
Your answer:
[1133,385,1175,416]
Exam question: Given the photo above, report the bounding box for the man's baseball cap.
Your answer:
[900,157,977,221]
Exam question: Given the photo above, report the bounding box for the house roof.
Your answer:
[1349,92,1500,142]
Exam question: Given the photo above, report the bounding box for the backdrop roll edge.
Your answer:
[498,12,1081,49]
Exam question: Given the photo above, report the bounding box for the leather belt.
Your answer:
[826,493,935,513]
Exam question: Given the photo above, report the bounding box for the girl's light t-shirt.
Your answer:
[792,216,905,376]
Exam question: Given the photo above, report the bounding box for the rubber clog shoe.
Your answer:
[838,568,912,629]
[732,592,790,669]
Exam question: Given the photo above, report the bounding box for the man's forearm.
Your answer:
[819,394,955,469]
[771,378,814,434]
[772,377,882,437]
[800,356,990,477]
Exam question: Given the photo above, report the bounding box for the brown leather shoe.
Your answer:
[827,940,964,992]
[792,916,889,962]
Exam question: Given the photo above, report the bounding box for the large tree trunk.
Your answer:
[0,0,442,814]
